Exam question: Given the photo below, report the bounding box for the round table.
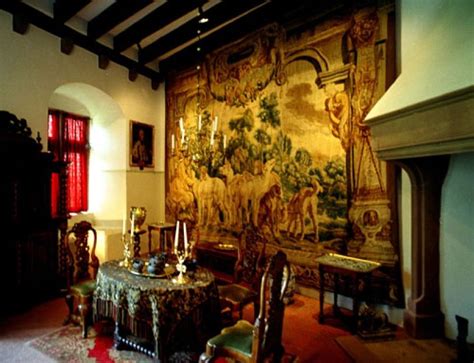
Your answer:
[93,259,221,361]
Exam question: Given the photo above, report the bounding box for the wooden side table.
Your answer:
[316,253,380,333]
[147,222,175,253]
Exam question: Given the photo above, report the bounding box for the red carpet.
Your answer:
[27,294,352,362]
[280,295,352,363]
[28,324,154,362]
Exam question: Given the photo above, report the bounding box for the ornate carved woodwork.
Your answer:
[200,251,290,363]
[64,221,99,338]
[0,111,60,313]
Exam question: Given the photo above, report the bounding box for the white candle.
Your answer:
[179,117,184,132]
[171,134,175,150]
[210,130,215,146]
[122,209,126,235]
[223,134,227,149]
[174,221,180,253]
[184,223,188,252]
[181,128,185,145]
[214,116,218,131]
[130,213,135,238]
[198,114,202,131]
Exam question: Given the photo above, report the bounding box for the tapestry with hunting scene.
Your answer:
[165,4,404,307]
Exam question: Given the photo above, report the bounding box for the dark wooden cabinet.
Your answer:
[0,111,60,313]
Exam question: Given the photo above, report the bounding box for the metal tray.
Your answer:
[129,262,175,278]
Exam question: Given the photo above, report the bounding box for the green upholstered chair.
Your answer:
[63,221,99,338]
[200,251,290,363]
[217,226,267,322]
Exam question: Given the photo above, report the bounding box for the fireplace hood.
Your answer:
[365,1,474,160]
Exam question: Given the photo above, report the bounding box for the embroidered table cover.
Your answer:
[93,259,220,359]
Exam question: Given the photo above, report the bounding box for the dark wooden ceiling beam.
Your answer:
[113,0,206,53]
[53,0,91,23]
[139,0,266,64]
[159,2,274,74]
[12,13,29,34]
[0,2,161,83]
[60,37,74,55]
[87,0,153,39]
[275,0,349,36]
[98,54,110,70]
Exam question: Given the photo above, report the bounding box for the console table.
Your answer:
[316,253,380,333]
[148,223,175,253]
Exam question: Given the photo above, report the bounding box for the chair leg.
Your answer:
[78,303,89,338]
[64,294,74,325]
[199,352,213,363]
[253,301,260,322]
[272,344,285,363]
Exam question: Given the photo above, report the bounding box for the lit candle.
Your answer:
[174,220,180,253]
[171,134,175,150]
[183,223,188,252]
[223,134,227,149]
[198,114,202,131]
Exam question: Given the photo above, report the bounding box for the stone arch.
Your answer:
[48,82,126,220]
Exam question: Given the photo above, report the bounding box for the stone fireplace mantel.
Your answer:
[365,85,473,339]
[366,86,474,160]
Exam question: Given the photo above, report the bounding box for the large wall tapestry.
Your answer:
[166,5,404,307]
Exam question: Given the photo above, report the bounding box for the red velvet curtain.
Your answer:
[48,112,60,217]
[64,114,89,213]
[48,110,89,214]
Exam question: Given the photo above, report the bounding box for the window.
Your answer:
[48,110,90,215]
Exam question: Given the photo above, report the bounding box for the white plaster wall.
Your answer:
[440,153,474,342]
[0,11,166,260]
[367,0,474,118]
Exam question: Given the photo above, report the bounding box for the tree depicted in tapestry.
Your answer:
[166,4,404,307]
[167,95,348,249]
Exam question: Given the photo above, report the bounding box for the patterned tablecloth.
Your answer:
[93,259,220,358]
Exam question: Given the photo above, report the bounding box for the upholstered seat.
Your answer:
[207,320,253,358]
[201,251,290,363]
[63,221,99,338]
[70,280,96,296]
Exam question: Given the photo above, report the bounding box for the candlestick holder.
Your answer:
[119,234,133,269]
[172,249,190,284]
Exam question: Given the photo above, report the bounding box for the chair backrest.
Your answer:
[64,221,99,287]
[234,226,267,290]
[252,251,290,363]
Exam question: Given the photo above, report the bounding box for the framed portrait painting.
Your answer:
[130,120,154,169]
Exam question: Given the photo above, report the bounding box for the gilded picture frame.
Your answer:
[130,120,154,169]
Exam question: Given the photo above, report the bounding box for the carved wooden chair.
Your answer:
[200,251,290,363]
[63,221,99,338]
[218,226,267,322]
